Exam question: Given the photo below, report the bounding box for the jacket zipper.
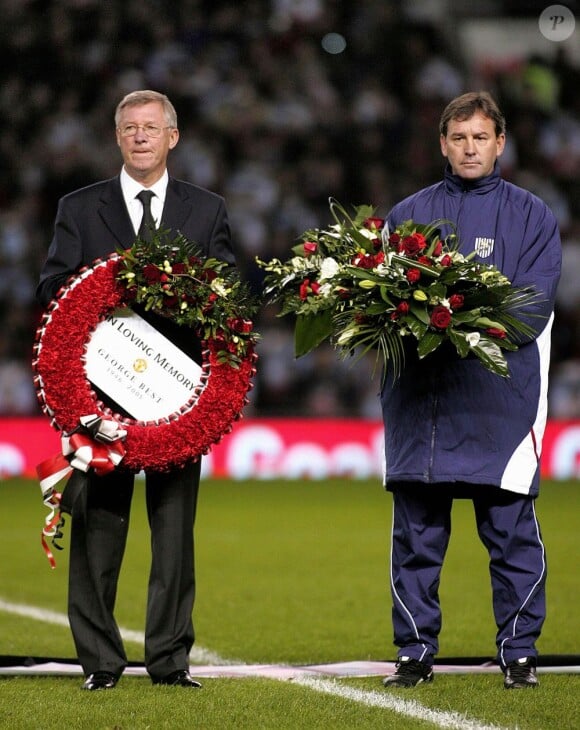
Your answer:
[428,390,438,481]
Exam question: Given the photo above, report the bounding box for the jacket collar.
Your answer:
[443,162,502,195]
[98,175,192,248]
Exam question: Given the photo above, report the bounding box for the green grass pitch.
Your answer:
[0,476,578,729]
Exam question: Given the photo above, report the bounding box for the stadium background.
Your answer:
[0,1,579,475]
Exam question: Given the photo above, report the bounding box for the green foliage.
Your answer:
[117,229,260,367]
[257,199,542,379]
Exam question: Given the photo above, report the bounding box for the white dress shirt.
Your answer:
[120,167,168,235]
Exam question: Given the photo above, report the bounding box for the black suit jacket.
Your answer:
[37,174,234,306]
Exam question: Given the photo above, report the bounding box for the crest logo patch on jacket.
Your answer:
[474,236,494,258]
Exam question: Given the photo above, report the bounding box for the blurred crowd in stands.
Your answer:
[1,0,579,419]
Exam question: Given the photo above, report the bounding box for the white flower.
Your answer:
[319,282,333,296]
[210,278,230,297]
[336,326,358,346]
[358,227,377,240]
[289,256,313,272]
[466,332,481,347]
[319,257,340,280]
[374,262,391,276]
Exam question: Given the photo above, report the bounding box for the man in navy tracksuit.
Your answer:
[381,92,561,690]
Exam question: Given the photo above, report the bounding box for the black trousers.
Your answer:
[67,460,201,678]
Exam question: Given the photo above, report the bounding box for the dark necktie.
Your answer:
[136,189,156,241]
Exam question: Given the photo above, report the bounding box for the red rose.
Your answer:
[142,264,162,283]
[299,278,320,300]
[228,317,253,334]
[390,301,410,321]
[388,233,401,247]
[430,305,452,329]
[354,312,367,324]
[303,241,317,256]
[433,241,443,256]
[406,268,421,283]
[486,327,506,339]
[400,233,427,257]
[172,262,187,274]
[163,296,178,308]
[353,253,374,269]
[448,293,464,310]
[440,254,453,267]
[363,217,384,231]
[417,256,432,266]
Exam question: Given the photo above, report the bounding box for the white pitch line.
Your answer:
[0,597,233,666]
[294,677,509,730]
[1,598,509,730]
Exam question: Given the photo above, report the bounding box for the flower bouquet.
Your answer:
[117,229,259,367]
[257,199,538,378]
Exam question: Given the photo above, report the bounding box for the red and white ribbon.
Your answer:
[36,415,127,568]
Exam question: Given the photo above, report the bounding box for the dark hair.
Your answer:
[439,92,506,137]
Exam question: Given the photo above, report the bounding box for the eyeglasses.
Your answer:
[118,124,172,138]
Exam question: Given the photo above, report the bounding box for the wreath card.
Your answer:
[85,308,203,422]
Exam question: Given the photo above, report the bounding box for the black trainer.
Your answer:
[503,657,539,689]
[383,657,434,688]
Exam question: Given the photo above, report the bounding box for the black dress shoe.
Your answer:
[81,671,119,691]
[152,669,202,688]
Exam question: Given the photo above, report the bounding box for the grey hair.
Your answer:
[115,90,177,128]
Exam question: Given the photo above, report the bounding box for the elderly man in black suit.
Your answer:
[37,90,235,691]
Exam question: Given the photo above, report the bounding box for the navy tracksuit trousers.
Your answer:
[389,484,546,668]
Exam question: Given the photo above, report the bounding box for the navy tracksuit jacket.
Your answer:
[381,163,561,667]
